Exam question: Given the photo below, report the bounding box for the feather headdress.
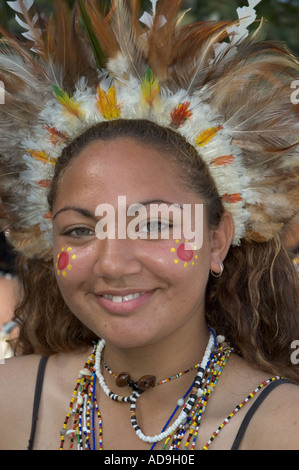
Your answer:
[0,0,298,259]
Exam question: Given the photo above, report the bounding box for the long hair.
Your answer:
[12,119,299,383]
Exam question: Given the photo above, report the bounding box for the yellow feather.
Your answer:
[141,67,160,106]
[52,85,83,118]
[95,85,121,119]
[27,149,56,165]
[196,126,223,147]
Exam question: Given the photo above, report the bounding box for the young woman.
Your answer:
[0,0,299,450]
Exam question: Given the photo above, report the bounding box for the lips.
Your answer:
[102,292,146,303]
[94,290,155,313]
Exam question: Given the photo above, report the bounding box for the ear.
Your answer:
[209,211,234,274]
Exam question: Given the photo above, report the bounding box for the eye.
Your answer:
[64,227,95,238]
[138,219,172,235]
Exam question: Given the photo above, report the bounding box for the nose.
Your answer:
[92,238,143,280]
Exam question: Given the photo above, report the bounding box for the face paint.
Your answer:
[56,246,77,277]
[171,239,198,268]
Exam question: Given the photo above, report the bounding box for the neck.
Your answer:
[100,320,211,383]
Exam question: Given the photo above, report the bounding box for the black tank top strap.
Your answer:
[28,356,49,450]
[231,378,295,450]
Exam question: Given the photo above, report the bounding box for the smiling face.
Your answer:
[52,136,232,350]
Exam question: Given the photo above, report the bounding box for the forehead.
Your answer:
[53,138,199,208]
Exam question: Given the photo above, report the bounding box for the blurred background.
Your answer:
[0,0,298,56]
[0,232,18,361]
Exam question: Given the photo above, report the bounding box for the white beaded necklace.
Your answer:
[95,331,215,444]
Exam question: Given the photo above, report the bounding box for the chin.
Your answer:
[95,324,161,350]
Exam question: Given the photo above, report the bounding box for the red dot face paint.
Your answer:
[56,247,77,277]
[57,251,69,270]
[177,243,194,262]
[171,240,198,268]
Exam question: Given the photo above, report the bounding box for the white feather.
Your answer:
[150,0,158,17]
[228,0,262,44]
[7,0,43,54]
[139,0,166,30]
[14,12,41,43]
[213,0,262,61]
[6,0,34,14]
[0,54,40,85]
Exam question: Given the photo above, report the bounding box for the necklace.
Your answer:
[60,337,284,450]
[94,331,215,443]
[60,330,234,450]
[102,359,201,387]
[166,342,232,450]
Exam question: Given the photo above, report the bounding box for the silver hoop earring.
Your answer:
[210,262,224,278]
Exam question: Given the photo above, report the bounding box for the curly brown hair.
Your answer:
[13,119,299,383]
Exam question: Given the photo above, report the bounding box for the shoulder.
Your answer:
[0,348,91,450]
[239,378,299,450]
[0,354,42,396]
[0,354,42,450]
[214,354,299,450]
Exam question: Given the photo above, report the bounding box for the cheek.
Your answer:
[142,238,202,282]
[147,240,210,314]
[55,246,78,279]
[170,239,200,269]
[54,246,95,314]
[54,244,97,282]
[54,246,93,298]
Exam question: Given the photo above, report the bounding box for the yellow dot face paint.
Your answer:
[171,240,198,268]
[56,247,77,277]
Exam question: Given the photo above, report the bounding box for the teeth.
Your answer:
[102,292,145,303]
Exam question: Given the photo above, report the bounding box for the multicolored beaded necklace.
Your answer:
[59,331,281,450]
[102,359,202,387]
[61,330,222,449]
[95,331,216,444]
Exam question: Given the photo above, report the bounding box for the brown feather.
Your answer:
[146,0,183,81]
[16,0,47,58]
[84,0,120,59]
[51,2,97,91]
[108,0,148,80]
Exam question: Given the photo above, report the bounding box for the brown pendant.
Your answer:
[137,375,156,391]
[116,372,131,388]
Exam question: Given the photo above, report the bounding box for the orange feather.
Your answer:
[222,193,242,204]
[211,155,235,166]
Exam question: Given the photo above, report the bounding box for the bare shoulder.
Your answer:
[0,354,42,450]
[0,354,42,402]
[240,378,299,450]
[0,353,41,377]
[0,348,92,450]
[211,354,299,450]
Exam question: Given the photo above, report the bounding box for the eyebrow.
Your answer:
[131,200,183,210]
[52,206,95,221]
[53,200,183,221]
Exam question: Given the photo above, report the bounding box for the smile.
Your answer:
[102,292,146,303]
[95,290,155,313]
